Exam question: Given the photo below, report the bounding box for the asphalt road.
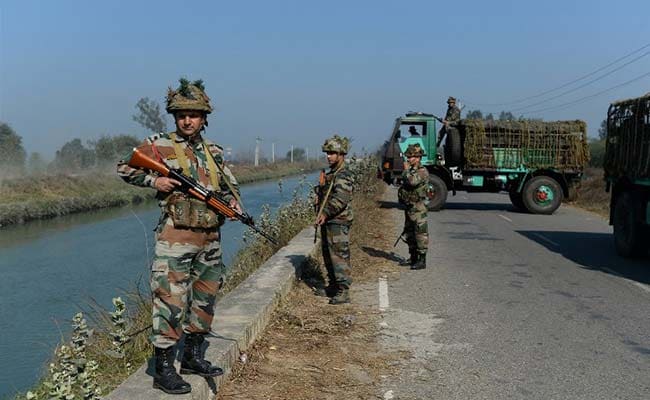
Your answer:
[377,189,649,400]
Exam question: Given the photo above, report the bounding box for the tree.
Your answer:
[93,134,139,166]
[498,111,515,121]
[485,113,494,121]
[27,152,48,175]
[465,109,483,119]
[598,119,607,140]
[132,97,167,133]
[0,122,27,173]
[54,138,96,171]
[285,147,306,162]
[588,138,606,167]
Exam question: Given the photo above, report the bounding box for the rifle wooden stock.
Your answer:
[127,147,277,245]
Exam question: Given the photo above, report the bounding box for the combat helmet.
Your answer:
[404,143,425,157]
[447,96,456,104]
[321,134,350,154]
[166,78,213,115]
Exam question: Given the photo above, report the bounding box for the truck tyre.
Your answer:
[444,128,462,167]
[522,176,563,214]
[509,190,525,211]
[613,192,646,258]
[427,175,448,211]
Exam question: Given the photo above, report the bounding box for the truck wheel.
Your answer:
[509,190,525,211]
[613,192,646,258]
[427,175,448,211]
[522,176,563,214]
[444,128,462,167]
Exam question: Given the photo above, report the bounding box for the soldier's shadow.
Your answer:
[361,246,404,263]
[377,200,404,210]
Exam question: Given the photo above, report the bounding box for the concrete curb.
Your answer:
[105,226,316,400]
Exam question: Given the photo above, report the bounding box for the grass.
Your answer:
[12,157,378,400]
[0,160,322,227]
[571,167,609,218]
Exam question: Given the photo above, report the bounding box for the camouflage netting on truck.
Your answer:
[461,119,589,171]
[604,93,650,180]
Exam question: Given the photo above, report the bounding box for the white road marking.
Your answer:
[379,276,389,311]
[532,232,560,247]
[602,267,650,294]
[498,214,512,222]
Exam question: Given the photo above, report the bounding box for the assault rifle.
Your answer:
[128,148,278,245]
[313,169,326,243]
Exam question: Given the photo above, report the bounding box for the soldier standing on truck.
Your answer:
[398,144,430,270]
[117,78,240,394]
[437,96,462,148]
[315,134,355,304]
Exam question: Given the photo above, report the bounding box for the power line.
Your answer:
[519,71,650,116]
[463,42,650,107]
[510,50,650,112]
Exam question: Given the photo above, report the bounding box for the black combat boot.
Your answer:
[153,346,191,394]
[399,251,417,266]
[313,283,338,297]
[180,333,224,377]
[329,286,351,305]
[411,253,426,270]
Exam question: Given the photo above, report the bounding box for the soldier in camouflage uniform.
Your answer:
[315,134,354,304]
[398,144,430,270]
[437,96,462,147]
[117,79,240,394]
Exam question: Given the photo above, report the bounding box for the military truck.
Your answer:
[379,112,590,214]
[604,93,650,257]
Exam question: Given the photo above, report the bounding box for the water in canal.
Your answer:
[0,171,318,398]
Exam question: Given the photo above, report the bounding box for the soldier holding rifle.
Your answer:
[398,144,430,270]
[117,78,239,394]
[314,134,355,304]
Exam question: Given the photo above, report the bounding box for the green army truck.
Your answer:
[379,112,590,214]
[604,92,650,257]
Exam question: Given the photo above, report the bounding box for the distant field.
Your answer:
[0,160,322,226]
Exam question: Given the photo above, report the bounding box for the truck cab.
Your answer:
[380,112,589,214]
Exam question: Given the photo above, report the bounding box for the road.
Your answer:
[375,189,650,400]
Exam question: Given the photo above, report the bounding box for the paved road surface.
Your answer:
[376,189,649,400]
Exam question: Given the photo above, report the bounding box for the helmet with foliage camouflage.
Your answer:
[166,78,213,114]
[321,134,350,154]
[404,143,425,157]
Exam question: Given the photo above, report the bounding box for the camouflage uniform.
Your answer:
[118,79,232,393]
[117,132,239,347]
[318,135,354,304]
[438,96,461,147]
[398,144,429,269]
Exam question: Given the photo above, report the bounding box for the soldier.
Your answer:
[117,78,240,394]
[437,96,462,147]
[315,134,354,304]
[398,144,430,270]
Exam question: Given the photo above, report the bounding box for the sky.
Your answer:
[1,0,649,160]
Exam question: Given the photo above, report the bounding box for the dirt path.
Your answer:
[216,183,409,400]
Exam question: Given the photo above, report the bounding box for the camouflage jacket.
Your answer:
[117,131,240,208]
[320,162,354,225]
[398,165,430,205]
[445,105,461,126]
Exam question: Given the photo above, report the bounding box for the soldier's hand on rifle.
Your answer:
[315,213,327,226]
[154,177,181,193]
[403,161,409,170]
[228,199,242,220]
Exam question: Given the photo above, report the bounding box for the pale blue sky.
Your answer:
[1,0,649,159]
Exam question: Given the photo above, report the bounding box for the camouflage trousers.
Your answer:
[404,201,428,255]
[321,223,352,289]
[150,217,227,348]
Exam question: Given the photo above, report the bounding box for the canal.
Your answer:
[0,171,318,398]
